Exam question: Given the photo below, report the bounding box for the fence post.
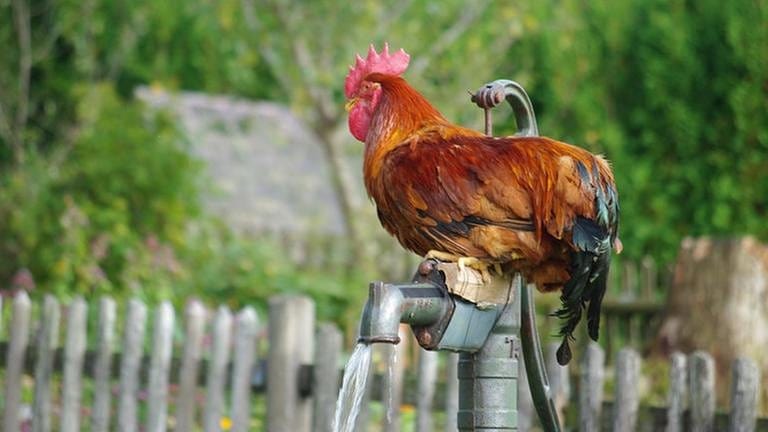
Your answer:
[231,307,259,432]
[623,261,643,346]
[640,256,657,299]
[665,352,687,432]
[146,301,175,432]
[313,323,342,432]
[92,297,116,432]
[689,351,715,432]
[3,292,31,432]
[444,352,460,432]
[60,296,88,432]
[580,342,605,432]
[176,300,206,432]
[203,306,233,432]
[117,299,148,432]
[612,348,640,432]
[622,261,638,298]
[416,349,439,432]
[728,358,759,432]
[32,295,60,432]
[267,295,315,432]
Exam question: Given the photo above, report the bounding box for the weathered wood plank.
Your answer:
[312,323,342,432]
[689,351,716,432]
[60,297,88,432]
[175,300,206,432]
[665,352,687,432]
[600,300,664,315]
[622,261,638,298]
[728,357,759,432]
[117,299,148,432]
[641,256,657,299]
[203,306,233,432]
[91,297,116,432]
[267,295,315,432]
[580,342,605,432]
[231,307,259,432]
[416,349,439,432]
[444,352,459,432]
[146,301,175,432]
[3,292,31,432]
[32,295,60,432]
[612,348,640,432]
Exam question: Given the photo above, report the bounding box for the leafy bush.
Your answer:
[176,223,368,328]
[0,83,364,330]
[501,0,768,263]
[0,84,200,300]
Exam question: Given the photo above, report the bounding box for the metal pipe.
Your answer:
[520,283,561,431]
[471,78,561,431]
[357,266,546,431]
[471,79,539,137]
[357,281,451,344]
[457,274,522,431]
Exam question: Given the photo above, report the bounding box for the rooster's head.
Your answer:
[345,43,410,142]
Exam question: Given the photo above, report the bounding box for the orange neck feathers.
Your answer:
[362,74,447,178]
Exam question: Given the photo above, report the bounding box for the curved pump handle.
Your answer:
[470,79,561,432]
[470,79,539,137]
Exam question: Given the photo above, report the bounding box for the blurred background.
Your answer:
[0,0,767,426]
[2,0,766,326]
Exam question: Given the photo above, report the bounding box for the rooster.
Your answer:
[345,44,621,365]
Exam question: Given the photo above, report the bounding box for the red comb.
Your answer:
[345,43,410,98]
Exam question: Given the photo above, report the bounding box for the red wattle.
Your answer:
[348,104,371,142]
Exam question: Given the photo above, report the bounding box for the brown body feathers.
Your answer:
[347,59,620,365]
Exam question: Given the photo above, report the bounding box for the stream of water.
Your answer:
[332,343,373,432]
[384,343,397,425]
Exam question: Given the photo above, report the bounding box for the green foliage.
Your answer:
[502,0,768,263]
[0,83,363,328]
[0,0,766,333]
[176,224,368,328]
[0,84,200,300]
[62,85,201,247]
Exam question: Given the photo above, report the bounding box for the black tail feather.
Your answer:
[553,217,612,365]
[586,252,611,341]
[556,338,573,365]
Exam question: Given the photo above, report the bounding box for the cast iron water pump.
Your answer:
[358,80,562,432]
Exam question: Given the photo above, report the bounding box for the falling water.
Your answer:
[333,343,373,432]
[384,344,397,425]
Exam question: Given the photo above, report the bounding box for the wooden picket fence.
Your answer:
[599,258,667,361]
[0,292,765,431]
[518,342,766,432]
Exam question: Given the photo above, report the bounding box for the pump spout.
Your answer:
[357,281,452,345]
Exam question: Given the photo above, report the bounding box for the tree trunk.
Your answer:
[653,236,768,405]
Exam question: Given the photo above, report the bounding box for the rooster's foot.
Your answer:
[424,251,498,284]
[457,257,495,284]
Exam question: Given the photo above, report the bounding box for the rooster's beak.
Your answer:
[345,98,358,112]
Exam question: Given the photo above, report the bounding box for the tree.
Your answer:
[503,0,768,263]
[653,237,768,406]
[236,0,534,271]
